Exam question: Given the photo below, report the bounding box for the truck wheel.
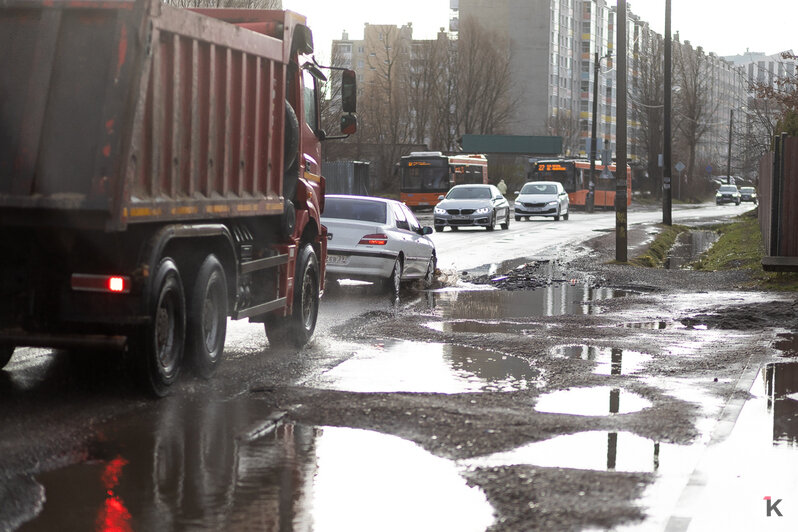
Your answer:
[186,255,227,379]
[283,101,300,202]
[265,244,319,348]
[0,344,14,369]
[138,258,186,397]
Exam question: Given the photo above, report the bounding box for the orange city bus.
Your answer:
[528,159,631,208]
[399,152,488,208]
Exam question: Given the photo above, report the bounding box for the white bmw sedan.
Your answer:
[322,195,437,297]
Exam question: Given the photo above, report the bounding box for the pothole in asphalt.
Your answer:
[534,386,652,415]
[549,345,652,375]
[27,418,494,531]
[428,285,631,319]
[424,320,537,335]
[463,431,691,473]
[306,340,539,393]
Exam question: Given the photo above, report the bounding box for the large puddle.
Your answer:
[549,345,652,375]
[665,230,719,269]
[305,340,539,393]
[428,285,630,319]
[654,361,798,530]
[534,386,652,415]
[463,430,692,473]
[23,398,494,531]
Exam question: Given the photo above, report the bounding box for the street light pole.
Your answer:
[589,52,609,214]
[616,0,627,262]
[727,109,733,183]
[663,0,673,225]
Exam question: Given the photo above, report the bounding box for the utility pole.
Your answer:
[663,0,673,225]
[727,109,733,182]
[616,0,627,262]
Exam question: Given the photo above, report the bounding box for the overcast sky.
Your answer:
[283,0,795,62]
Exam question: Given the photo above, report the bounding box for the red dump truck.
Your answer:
[0,0,357,395]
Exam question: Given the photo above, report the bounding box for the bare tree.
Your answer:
[453,16,514,140]
[545,112,581,157]
[673,42,719,197]
[631,33,665,196]
[358,25,413,192]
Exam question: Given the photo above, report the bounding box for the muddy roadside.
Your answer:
[277,220,798,531]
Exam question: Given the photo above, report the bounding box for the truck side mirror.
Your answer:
[341,113,357,135]
[341,69,357,113]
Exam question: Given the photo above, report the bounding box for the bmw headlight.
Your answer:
[434,207,446,215]
[475,207,491,214]
[716,192,722,197]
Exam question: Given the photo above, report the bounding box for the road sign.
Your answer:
[675,161,685,172]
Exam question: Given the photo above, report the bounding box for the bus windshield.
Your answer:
[400,160,449,192]
[530,161,576,192]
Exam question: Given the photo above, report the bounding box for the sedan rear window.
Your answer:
[521,183,557,194]
[323,198,387,223]
[446,187,491,200]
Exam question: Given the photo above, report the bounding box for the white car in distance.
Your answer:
[514,181,570,221]
[321,195,437,298]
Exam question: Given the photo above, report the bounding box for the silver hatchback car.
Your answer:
[514,181,570,221]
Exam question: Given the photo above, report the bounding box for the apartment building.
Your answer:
[458,0,748,169]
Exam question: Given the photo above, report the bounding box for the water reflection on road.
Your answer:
[23,396,494,532]
[304,340,539,394]
[429,284,630,319]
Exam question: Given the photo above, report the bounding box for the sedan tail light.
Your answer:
[358,233,388,245]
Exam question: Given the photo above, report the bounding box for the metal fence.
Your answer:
[759,134,798,271]
[322,161,371,196]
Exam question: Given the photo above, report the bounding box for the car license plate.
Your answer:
[452,215,469,220]
[327,255,348,265]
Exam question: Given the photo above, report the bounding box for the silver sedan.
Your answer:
[322,195,437,298]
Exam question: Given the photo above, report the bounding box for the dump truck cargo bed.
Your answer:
[0,0,290,231]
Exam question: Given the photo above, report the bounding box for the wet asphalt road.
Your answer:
[3,201,797,531]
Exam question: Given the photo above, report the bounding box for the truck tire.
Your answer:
[138,258,186,397]
[265,243,319,348]
[186,255,227,379]
[0,344,14,369]
[283,101,300,202]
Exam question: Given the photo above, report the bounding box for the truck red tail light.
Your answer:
[71,274,131,294]
[358,233,388,245]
